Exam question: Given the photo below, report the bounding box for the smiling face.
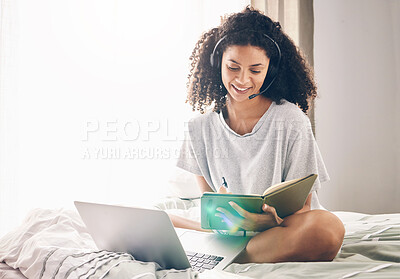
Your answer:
[221,45,270,103]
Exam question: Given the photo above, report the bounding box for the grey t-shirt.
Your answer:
[177,99,329,209]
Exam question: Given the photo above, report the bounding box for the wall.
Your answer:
[314,0,400,213]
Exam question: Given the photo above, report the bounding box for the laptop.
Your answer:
[74,201,251,272]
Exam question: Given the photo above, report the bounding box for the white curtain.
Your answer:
[251,0,316,133]
[251,0,314,71]
[0,0,249,236]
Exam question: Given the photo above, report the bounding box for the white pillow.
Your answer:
[167,167,202,199]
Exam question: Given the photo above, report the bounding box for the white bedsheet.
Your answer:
[2,202,397,279]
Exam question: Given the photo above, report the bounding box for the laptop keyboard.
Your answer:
[186,251,224,272]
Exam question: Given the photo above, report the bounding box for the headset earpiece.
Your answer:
[261,54,279,89]
[210,35,226,69]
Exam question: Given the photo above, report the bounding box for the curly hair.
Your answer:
[186,6,317,114]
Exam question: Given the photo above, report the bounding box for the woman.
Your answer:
[173,6,345,263]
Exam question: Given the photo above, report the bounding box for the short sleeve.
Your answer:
[176,130,202,176]
[283,124,330,193]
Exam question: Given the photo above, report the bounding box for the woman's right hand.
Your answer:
[215,186,282,232]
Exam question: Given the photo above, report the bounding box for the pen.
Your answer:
[222,177,228,188]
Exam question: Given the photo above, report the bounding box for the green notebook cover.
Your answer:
[201,174,317,230]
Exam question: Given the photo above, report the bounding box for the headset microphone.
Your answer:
[248,71,278,99]
[248,92,263,99]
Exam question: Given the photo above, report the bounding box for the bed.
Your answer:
[1,198,400,279]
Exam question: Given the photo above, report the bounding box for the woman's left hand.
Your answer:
[215,202,283,232]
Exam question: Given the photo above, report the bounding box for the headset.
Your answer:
[210,31,281,99]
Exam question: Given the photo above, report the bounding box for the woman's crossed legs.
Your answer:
[234,210,345,263]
